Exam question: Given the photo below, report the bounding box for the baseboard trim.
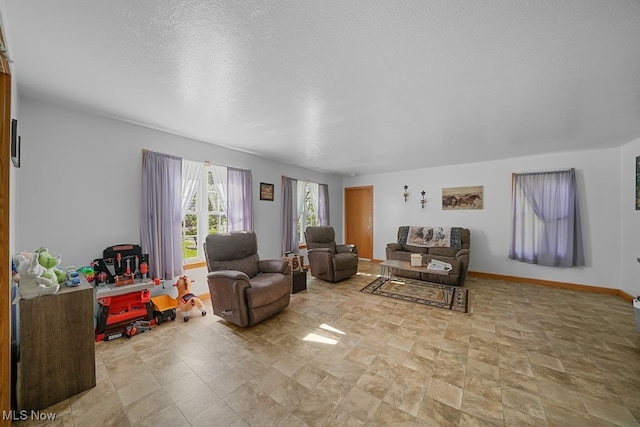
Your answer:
[369,258,633,303]
[468,271,634,302]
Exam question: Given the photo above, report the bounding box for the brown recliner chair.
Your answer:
[304,226,358,282]
[204,231,292,327]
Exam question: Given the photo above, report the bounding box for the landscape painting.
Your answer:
[442,185,483,210]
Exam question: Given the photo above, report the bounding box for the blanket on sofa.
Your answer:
[398,226,462,249]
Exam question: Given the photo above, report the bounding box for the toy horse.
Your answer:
[174,275,206,322]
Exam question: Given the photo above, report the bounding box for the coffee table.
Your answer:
[379,260,452,302]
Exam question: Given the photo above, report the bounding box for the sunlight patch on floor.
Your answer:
[319,323,345,335]
[303,333,338,345]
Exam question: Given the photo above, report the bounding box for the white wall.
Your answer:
[343,147,621,289]
[620,137,640,297]
[15,96,638,295]
[15,96,343,297]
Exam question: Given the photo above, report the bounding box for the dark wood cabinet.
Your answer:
[17,279,96,411]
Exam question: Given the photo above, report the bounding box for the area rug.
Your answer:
[361,277,469,313]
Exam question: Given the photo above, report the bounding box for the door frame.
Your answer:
[0,25,12,424]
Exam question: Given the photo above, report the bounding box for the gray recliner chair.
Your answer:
[304,226,358,282]
[204,231,292,327]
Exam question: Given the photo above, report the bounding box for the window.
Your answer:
[182,165,228,262]
[508,169,584,267]
[298,181,319,244]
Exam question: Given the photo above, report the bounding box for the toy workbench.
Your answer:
[94,279,156,342]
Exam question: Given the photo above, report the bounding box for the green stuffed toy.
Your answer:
[35,247,66,285]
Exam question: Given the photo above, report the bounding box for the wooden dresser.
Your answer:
[17,278,96,411]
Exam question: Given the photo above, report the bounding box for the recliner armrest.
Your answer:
[337,244,357,255]
[207,270,251,282]
[307,248,333,275]
[386,243,403,252]
[259,259,290,275]
[308,247,333,254]
[455,249,470,261]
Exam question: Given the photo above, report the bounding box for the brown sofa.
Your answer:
[305,226,358,282]
[385,226,470,285]
[204,231,292,327]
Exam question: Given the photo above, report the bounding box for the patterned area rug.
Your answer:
[361,277,469,313]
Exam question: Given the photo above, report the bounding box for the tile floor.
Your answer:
[15,261,640,426]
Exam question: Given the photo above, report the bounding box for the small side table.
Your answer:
[292,269,307,293]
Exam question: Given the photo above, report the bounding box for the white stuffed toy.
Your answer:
[12,252,60,303]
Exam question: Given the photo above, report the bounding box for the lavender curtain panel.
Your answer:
[509,169,585,267]
[227,167,253,231]
[281,176,299,254]
[140,150,184,280]
[318,183,330,226]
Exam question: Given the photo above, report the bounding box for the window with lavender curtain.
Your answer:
[227,167,253,231]
[318,183,330,226]
[509,169,585,267]
[281,176,298,254]
[141,150,184,280]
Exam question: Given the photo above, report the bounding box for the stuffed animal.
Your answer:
[35,247,66,285]
[13,252,60,303]
[174,275,206,322]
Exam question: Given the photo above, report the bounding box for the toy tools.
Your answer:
[93,244,149,285]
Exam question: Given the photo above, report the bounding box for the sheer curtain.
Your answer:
[309,182,319,221]
[140,150,184,280]
[509,169,585,267]
[296,180,307,223]
[211,165,228,218]
[318,183,330,226]
[181,159,205,217]
[281,176,299,254]
[227,167,253,231]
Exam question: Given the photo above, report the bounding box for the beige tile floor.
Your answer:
[15,261,640,426]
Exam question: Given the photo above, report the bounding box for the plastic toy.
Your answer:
[174,275,206,322]
[65,266,81,287]
[151,294,177,324]
[12,252,60,302]
[124,320,152,338]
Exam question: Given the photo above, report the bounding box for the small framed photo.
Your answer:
[260,182,274,201]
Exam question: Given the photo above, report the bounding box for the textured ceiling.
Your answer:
[4,0,640,176]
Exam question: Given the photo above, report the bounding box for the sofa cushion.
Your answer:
[205,232,261,278]
[428,247,457,257]
[401,244,429,254]
[207,255,260,279]
[332,253,358,271]
[305,227,338,253]
[246,273,291,308]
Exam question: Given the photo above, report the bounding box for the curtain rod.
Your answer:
[142,149,248,171]
[282,175,327,186]
[513,168,574,176]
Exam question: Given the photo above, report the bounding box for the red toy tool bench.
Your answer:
[95,280,157,342]
[93,243,158,341]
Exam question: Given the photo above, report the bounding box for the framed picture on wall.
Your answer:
[260,182,274,201]
[11,119,20,168]
[442,185,483,210]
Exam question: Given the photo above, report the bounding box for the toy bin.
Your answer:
[152,294,177,325]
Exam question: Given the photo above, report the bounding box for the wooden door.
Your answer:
[0,29,11,425]
[345,186,373,260]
